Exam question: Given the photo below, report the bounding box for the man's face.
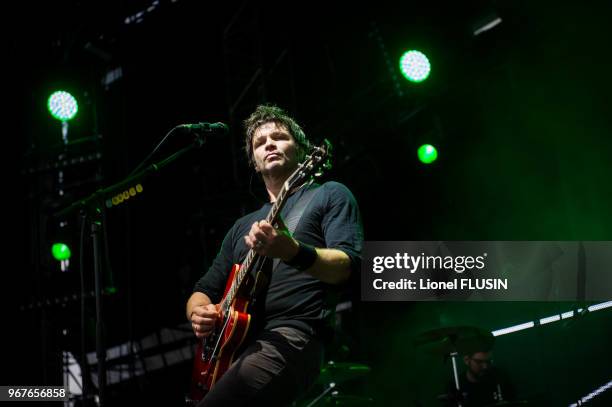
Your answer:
[252,122,299,176]
[464,351,493,379]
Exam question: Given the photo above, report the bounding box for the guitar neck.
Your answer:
[220,185,292,311]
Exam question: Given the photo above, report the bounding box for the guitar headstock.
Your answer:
[285,139,332,191]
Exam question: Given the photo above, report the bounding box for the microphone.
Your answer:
[178,122,229,134]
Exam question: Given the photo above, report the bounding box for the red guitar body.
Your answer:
[189,264,252,404]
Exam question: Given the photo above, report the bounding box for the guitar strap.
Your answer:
[250,183,322,304]
[273,182,321,270]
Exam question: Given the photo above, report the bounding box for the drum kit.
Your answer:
[414,326,528,407]
[299,325,529,406]
[296,360,373,406]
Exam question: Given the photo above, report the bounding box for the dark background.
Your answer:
[6,0,612,405]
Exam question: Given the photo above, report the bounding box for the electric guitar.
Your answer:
[187,140,331,405]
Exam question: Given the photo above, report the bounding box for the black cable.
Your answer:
[127,125,182,177]
[101,207,115,293]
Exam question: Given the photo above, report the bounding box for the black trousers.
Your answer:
[197,326,323,407]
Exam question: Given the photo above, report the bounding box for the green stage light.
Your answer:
[399,50,431,83]
[47,91,78,121]
[51,243,72,261]
[418,144,438,164]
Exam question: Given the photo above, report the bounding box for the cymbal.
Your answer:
[316,361,371,385]
[413,326,494,355]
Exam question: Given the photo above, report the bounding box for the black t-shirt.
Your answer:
[193,181,363,338]
[446,369,515,407]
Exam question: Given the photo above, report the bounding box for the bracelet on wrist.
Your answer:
[284,241,317,271]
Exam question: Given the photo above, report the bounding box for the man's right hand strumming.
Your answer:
[190,303,221,338]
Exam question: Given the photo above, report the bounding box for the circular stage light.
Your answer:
[418,144,438,164]
[48,91,78,121]
[51,242,72,261]
[399,50,431,83]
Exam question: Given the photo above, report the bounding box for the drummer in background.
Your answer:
[446,342,516,406]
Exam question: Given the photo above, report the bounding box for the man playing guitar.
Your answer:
[185,105,363,406]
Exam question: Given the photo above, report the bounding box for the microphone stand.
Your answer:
[55,133,208,406]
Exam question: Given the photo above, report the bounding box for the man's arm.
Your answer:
[303,247,351,285]
[186,291,212,321]
[188,221,237,338]
[244,220,351,285]
[187,291,220,338]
